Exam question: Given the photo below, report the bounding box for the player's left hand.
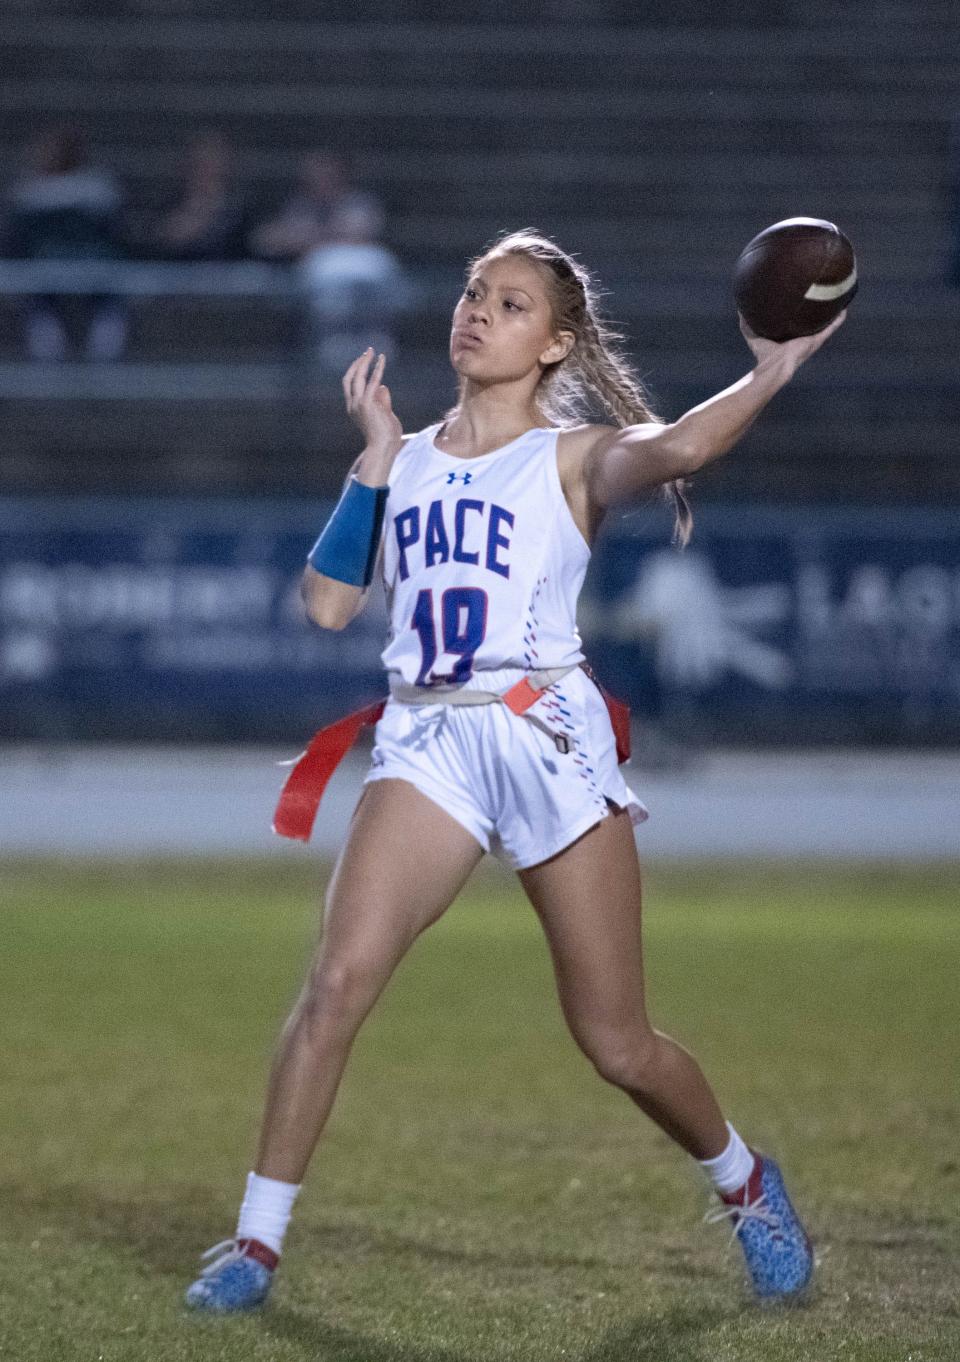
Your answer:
[343,347,403,460]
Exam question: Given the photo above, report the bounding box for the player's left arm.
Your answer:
[583,311,846,510]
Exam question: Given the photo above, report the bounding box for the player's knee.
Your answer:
[587,1028,659,1093]
[301,956,378,1028]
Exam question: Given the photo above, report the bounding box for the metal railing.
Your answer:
[0,259,444,400]
[0,260,319,400]
[0,259,299,298]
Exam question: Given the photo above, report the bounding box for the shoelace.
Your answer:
[198,1239,250,1277]
[704,1193,782,1249]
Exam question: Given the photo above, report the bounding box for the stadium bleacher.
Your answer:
[1,2,958,498]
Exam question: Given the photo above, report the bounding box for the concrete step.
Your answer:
[6,13,960,60]
[40,143,941,195]
[11,0,960,29]
[1,104,949,171]
[383,218,946,282]
[6,21,960,94]
[4,73,956,126]
[79,158,942,221]
[2,285,955,385]
[0,360,952,499]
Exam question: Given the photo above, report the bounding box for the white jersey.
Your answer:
[380,424,590,687]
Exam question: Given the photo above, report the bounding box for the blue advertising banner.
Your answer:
[0,498,387,742]
[581,504,960,744]
[1,497,958,744]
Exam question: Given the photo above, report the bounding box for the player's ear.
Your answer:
[540,330,575,366]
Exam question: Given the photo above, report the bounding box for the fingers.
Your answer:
[364,351,387,400]
[342,347,374,410]
[739,309,846,351]
[801,309,847,355]
[341,348,388,412]
[341,349,370,411]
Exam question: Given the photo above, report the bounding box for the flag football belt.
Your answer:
[390,663,578,749]
[272,663,631,844]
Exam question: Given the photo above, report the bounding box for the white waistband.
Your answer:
[389,664,577,707]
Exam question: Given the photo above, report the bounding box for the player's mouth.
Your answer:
[452,329,484,349]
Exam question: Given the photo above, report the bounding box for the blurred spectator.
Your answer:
[3,127,128,361]
[152,130,248,261]
[249,151,407,368]
[248,150,380,261]
[301,198,409,369]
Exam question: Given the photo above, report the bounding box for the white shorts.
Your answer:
[364,666,648,870]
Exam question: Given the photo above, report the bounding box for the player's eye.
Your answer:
[503,298,522,311]
[464,287,478,300]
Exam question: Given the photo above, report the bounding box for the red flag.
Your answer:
[600,686,631,765]
[273,700,385,842]
[579,663,631,765]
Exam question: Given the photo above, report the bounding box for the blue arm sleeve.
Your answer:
[307,476,388,587]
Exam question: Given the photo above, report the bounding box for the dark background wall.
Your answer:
[1,3,958,746]
[1,0,958,502]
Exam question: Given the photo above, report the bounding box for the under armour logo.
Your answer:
[445,470,473,485]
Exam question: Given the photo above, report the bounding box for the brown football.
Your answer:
[733,217,858,342]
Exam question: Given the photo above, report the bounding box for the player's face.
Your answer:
[450,255,573,384]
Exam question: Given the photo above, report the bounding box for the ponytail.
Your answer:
[574,313,692,548]
[472,230,692,546]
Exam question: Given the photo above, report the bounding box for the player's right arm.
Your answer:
[582,311,847,510]
[301,350,403,631]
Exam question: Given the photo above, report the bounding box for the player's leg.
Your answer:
[186,778,484,1311]
[254,777,484,1183]
[518,807,813,1297]
[518,806,728,1157]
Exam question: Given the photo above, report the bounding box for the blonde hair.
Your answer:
[462,229,692,546]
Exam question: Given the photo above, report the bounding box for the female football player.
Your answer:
[186,231,844,1311]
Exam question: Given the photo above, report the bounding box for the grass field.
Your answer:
[1,857,958,1362]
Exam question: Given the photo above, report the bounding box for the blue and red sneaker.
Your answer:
[706,1154,814,1298]
[184,1237,278,1312]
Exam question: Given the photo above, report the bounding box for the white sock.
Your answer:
[235,1171,301,1257]
[697,1122,756,1195]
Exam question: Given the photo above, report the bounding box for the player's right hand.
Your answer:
[343,348,403,460]
[739,309,847,373]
